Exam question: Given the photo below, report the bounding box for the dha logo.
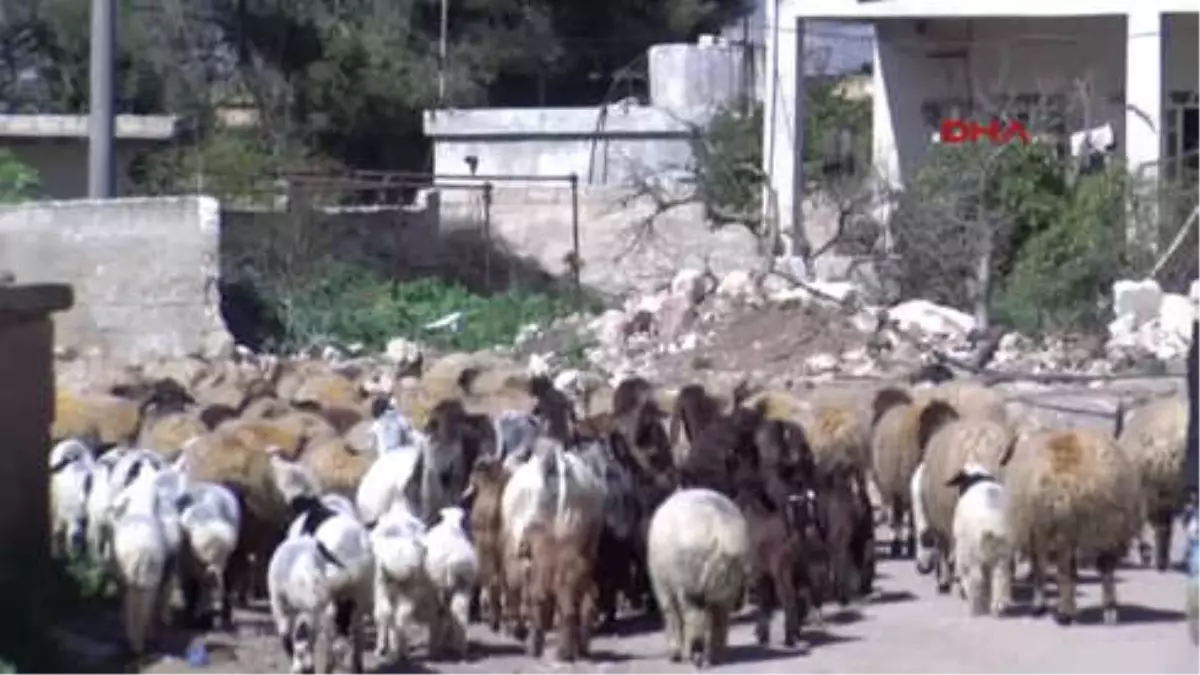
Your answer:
[938,118,1031,145]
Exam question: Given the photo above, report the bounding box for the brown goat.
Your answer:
[520,520,600,662]
[734,480,829,647]
[464,455,511,634]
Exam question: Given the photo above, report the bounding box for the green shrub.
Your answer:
[0,150,40,203]
[254,263,587,353]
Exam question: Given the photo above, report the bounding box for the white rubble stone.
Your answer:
[804,352,839,374]
[716,270,758,303]
[591,309,628,349]
[553,368,582,394]
[527,353,553,378]
[670,268,708,304]
[888,299,976,339]
[1158,293,1196,344]
[677,332,700,351]
[385,337,423,365]
[1190,278,1200,303]
[1112,279,1163,326]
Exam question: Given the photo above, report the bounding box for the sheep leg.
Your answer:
[349,611,366,674]
[372,582,394,660]
[528,589,552,658]
[682,604,710,668]
[486,580,504,634]
[776,572,801,648]
[1053,549,1077,625]
[888,498,906,558]
[1029,547,1048,616]
[707,607,731,666]
[1097,550,1121,625]
[752,575,774,646]
[658,592,684,662]
[990,557,1012,616]
[449,590,471,661]
[934,544,953,594]
[578,586,598,658]
[963,563,987,616]
[123,586,155,657]
[555,593,581,663]
[1152,510,1174,572]
[505,581,527,642]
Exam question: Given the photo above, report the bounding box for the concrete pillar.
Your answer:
[761,0,806,260]
[0,283,73,648]
[1124,9,1164,243]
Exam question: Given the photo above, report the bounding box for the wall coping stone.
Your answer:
[0,283,75,316]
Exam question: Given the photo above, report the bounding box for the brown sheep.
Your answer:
[916,400,1015,592]
[463,456,512,634]
[1117,395,1189,571]
[520,519,600,662]
[302,436,372,498]
[869,386,927,558]
[1003,427,1144,625]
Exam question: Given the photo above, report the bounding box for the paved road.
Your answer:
[145,528,1198,675]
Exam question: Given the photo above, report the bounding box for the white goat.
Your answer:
[108,463,179,657]
[48,438,97,559]
[946,461,1014,617]
[911,461,936,575]
[423,506,479,660]
[267,536,339,674]
[355,442,425,527]
[286,498,375,672]
[177,481,242,629]
[370,500,438,661]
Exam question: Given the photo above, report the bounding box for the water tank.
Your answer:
[648,40,748,117]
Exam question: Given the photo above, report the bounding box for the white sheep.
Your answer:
[911,461,936,575]
[48,438,97,559]
[176,481,242,629]
[267,536,339,674]
[647,488,751,668]
[321,493,359,520]
[423,506,480,660]
[369,500,439,661]
[108,463,179,657]
[286,498,375,673]
[946,461,1014,617]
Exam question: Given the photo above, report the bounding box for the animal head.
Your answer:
[908,363,956,388]
[49,438,94,474]
[945,461,996,496]
[530,377,577,444]
[370,408,413,454]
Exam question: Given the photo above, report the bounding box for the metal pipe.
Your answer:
[482,182,493,290]
[569,173,581,300]
[87,0,116,198]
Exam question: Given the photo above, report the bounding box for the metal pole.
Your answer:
[88,0,116,199]
[569,173,581,300]
[437,0,449,105]
[482,182,493,291]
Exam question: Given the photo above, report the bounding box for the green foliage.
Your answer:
[0,150,41,203]
[693,103,763,226]
[802,78,871,177]
[254,263,582,353]
[891,139,1136,334]
[993,167,1131,333]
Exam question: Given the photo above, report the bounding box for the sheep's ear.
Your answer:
[944,471,968,489]
[370,396,390,419]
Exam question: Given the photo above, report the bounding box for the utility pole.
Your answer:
[437,0,448,106]
[88,0,116,199]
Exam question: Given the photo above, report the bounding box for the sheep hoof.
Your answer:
[916,561,934,575]
[1031,603,1048,617]
[1053,611,1074,626]
[1103,607,1119,625]
[668,649,682,663]
[936,582,951,595]
[690,651,707,669]
[754,624,769,646]
[1137,542,1153,567]
[889,540,904,558]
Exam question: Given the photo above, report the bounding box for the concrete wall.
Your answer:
[0,197,232,364]
[0,139,164,200]
[0,284,72,611]
[439,186,763,296]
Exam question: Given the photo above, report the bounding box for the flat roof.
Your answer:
[0,114,179,141]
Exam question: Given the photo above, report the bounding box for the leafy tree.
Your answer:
[0,150,40,202]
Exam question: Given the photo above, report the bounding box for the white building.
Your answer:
[762,0,1199,256]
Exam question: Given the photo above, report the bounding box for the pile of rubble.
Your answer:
[230,268,1196,391]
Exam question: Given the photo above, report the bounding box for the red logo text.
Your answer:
[938,119,1030,145]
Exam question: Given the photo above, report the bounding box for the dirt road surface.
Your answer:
[142,529,1198,675]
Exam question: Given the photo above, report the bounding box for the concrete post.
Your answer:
[1124,9,1164,245]
[0,283,74,643]
[762,0,805,253]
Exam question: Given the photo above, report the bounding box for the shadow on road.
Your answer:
[871,589,917,604]
[1075,604,1186,625]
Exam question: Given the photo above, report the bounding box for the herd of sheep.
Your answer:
[44,349,1191,672]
